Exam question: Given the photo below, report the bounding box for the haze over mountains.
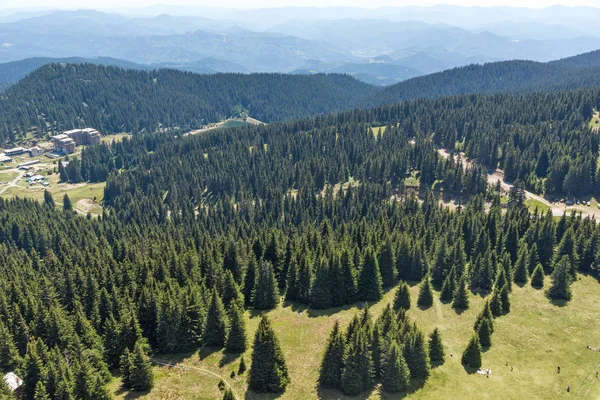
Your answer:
[1,5,600,86]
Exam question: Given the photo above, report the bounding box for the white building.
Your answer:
[3,372,23,391]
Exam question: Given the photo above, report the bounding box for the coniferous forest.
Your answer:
[1,60,600,399]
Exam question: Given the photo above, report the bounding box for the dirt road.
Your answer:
[438,149,600,218]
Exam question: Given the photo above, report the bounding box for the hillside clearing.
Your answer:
[111,275,600,400]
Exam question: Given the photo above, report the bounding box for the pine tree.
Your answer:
[404,329,431,381]
[417,275,434,308]
[120,348,132,389]
[474,301,494,333]
[378,240,397,288]
[499,284,511,314]
[222,270,244,311]
[310,258,333,309]
[23,340,47,400]
[339,249,357,304]
[513,244,529,284]
[248,316,290,393]
[531,263,545,288]
[204,288,229,348]
[462,335,482,369]
[452,274,469,310]
[58,160,68,182]
[341,329,373,395]
[238,356,247,375]
[547,256,572,301]
[253,261,280,310]
[318,321,345,389]
[440,269,456,302]
[477,318,492,348]
[225,302,247,353]
[128,341,154,391]
[393,281,411,311]
[357,247,383,302]
[243,257,257,307]
[0,320,21,371]
[63,193,73,211]
[490,290,503,317]
[222,388,235,400]
[34,380,50,400]
[43,189,55,208]
[381,342,410,393]
[428,328,445,364]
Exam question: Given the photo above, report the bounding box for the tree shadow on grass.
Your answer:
[462,364,479,374]
[244,390,286,400]
[219,352,241,368]
[549,297,570,308]
[451,306,468,315]
[417,303,433,311]
[430,360,444,369]
[316,385,374,400]
[114,386,149,399]
[199,346,222,361]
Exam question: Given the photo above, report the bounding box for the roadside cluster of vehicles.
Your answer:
[562,199,599,208]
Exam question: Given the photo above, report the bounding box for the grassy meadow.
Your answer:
[111,275,600,399]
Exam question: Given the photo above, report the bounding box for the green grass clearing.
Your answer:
[525,198,550,213]
[101,133,132,144]
[371,126,387,139]
[113,275,600,399]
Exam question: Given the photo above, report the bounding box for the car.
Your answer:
[587,201,591,206]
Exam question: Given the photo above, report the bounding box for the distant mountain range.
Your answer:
[0,8,599,86]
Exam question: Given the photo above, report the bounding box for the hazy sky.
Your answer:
[2,0,600,10]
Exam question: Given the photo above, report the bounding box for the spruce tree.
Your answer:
[439,269,456,302]
[394,281,411,311]
[204,288,229,348]
[63,193,73,211]
[0,320,21,371]
[428,328,445,364]
[222,388,235,400]
[43,189,55,208]
[23,340,47,400]
[120,348,132,389]
[548,256,572,300]
[253,261,280,310]
[477,318,492,348]
[339,249,357,304]
[243,257,257,307]
[378,240,397,288]
[128,341,154,391]
[381,342,410,393]
[462,335,482,369]
[225,302,247,353]
[403,329,431,381]
[417,275,434,308]
[34,381,50,400]
[531,263,545,288]
[474,301,494,333]
[490,290,503,317]
[310,258,333,309]
[248,316,290,393]
[513,245,529,284]
[318,321,345,389]
[341,329,373,395]
[357,247,383,302]
[499,284,511,313]
[238,356,247,375]
[452,274,469,310]
[222,270,244,311]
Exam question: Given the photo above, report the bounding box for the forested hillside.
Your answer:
[0,63,377,142]
[1,81,598,398]
[369,51,600,105]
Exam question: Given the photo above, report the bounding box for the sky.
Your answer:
[2,0,600,10]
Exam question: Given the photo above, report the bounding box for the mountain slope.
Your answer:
[0,63,378,141]
[368,53,600,105]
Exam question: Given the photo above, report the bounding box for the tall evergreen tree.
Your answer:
[318,321,345,389]
[310,258,333,309]
[378,240,397,288]
[428,328,445,364]
[477,318,492,348]
[253,261,280,310]
[357,247,383,302]
[243,257,258,307]
[547,256,573,301]
[43,189,55,208]
[63,194,73,211]
[225,302,247,353]
[248,316,290,393]
[462,335,482,369]
[204,288,229,348]
[452,274,469,310]
[403,329,431,381]
[393,281,411,311]
[531,263,545,288]
[417,275,434,308]
[381,342,410,393]
[341,329,373,395]
[128,341,154,391]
